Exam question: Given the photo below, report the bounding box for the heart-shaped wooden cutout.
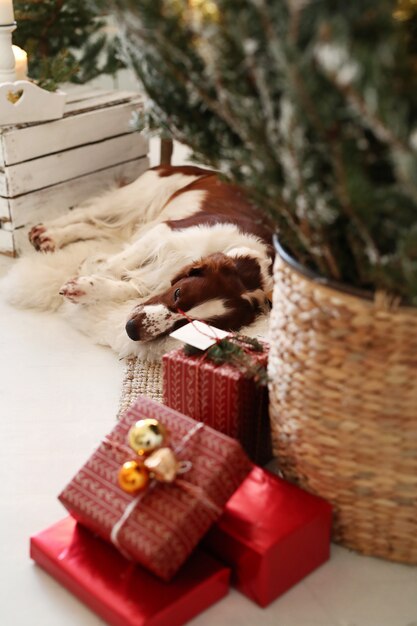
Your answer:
[7,89,24,104]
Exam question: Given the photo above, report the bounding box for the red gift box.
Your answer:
[204,466,332,607]
[162,345,272,465]
[59,395,252,581]
[30,517,230,626]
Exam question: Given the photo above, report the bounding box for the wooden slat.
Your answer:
[0,87,141,145]
[0,133,5,170]
[0,195,10,221]
[0,87,150,257]
[63,91,138,115]
[62,86,115,104]
[0,133,148,197]
[0,100,143,167]
[1,157,149,231]
[61,84,137,105]
[10,228,30,256]
[0,227,14,255]
[1,225,32,256]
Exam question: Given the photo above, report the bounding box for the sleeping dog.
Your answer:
[2,166,274,358]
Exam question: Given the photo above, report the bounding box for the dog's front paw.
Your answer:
[59,276,100,304]
[59,278,89,303]
[28,224,56,253]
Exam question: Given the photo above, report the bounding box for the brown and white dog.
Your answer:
[2,166,274,358]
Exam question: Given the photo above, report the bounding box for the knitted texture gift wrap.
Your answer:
[59,395,252,580]
[162,342,271,465]
[268,250,417,564]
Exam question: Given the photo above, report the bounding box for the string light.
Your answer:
[393,0,417,21]
[188,0,220,22]
[162,0,220,28]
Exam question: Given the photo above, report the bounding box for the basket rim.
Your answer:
[273,235,417,313]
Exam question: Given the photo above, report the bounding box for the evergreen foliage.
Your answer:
[14,0,124,91]
[183,334,268,385]
[111,0,417,304]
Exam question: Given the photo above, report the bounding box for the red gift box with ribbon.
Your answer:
[30,516,230,626]
[162,341,272,465]
[58,395,252,581]
[204,466,332,607]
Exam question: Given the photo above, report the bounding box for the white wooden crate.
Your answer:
[0,86,149,256]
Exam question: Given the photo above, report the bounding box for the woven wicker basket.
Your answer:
[268,242,417,563]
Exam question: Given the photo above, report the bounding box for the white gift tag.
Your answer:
[170,321,230,351]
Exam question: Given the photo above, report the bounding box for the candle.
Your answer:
[0,0,14,25]
[12,44,27,79]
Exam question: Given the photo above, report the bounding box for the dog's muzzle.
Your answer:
[126,305,186,342]
[125,308,174,342]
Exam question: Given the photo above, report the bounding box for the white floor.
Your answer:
[0,144,416,626]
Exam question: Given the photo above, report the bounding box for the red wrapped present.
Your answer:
[204,466,332,607]
[59,395,252,581]
[30,517,230,626]
[162,340,271,465]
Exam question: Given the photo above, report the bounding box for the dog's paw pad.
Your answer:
[28,224,46,248]
[59,277,98,303]
[28,225,56,253]
[28,224,44,242]
[38,237,56,253]
[59,279,87,303]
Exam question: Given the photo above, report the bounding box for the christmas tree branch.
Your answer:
[130,22,249,148]
[38,0,64,56]
[242,54,282,161]
[342,83,409,153]
[329,139,381,265]
[114,0,417,301]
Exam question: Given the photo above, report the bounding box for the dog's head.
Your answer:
[125,251,272,342]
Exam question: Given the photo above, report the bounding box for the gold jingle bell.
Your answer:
[128,418,168,456]
[144,447,179,483]
[118,460,150,494]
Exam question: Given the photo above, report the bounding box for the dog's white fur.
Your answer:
[1,168,271,359]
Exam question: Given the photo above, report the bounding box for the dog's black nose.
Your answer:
[126,318,140,341]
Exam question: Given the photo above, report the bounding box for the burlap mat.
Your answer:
[118,358,163,418]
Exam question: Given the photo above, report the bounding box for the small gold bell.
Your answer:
[118,460,150,494]
[144,447,179,483]
[128,418,168,456]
